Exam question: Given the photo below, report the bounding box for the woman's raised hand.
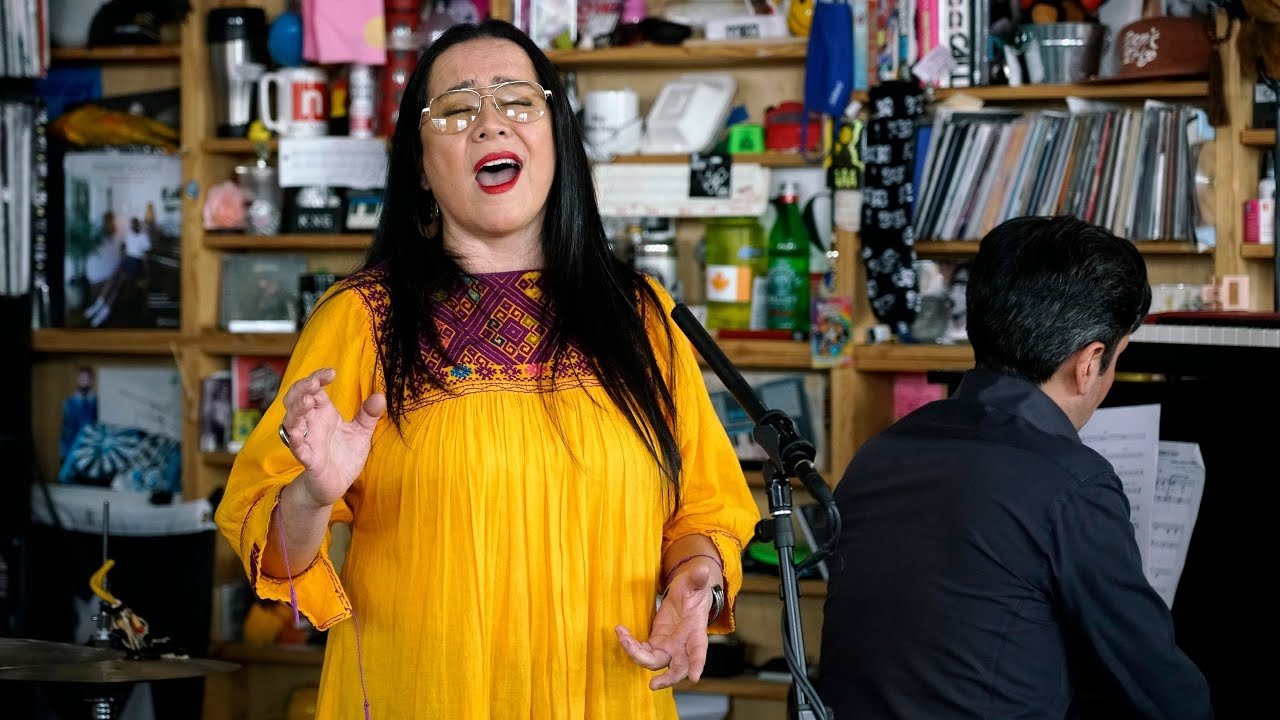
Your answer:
[280,368,386,508]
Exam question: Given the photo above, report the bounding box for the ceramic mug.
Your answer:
[584,89,641,155]
[258,66,328,137]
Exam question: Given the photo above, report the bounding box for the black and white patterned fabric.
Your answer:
[859,80,925,340]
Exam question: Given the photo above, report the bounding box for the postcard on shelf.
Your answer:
[57,364,183,494]
[62,150,182,329]
[228,356,288,452]
[201,371,233,452]
[702,370,828,472]
[97,366,183,440]
[220,253,308,332]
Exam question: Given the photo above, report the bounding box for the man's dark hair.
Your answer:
[966,216,1152,384]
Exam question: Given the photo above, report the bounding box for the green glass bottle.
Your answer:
[766,181,811,333]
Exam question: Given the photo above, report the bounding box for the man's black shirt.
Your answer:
[817,369,1210,719]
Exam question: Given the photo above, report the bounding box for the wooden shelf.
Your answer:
[740,574,827,598]
[1241,128,1277,147]
[547,39,807,69]
[205,233,373,250]
[215,641,790,700]
[929,80,1206,102]
[913,240,1209,256]
[853,343,974,373]
[32,329,182,355]
[675,675,791,700]
[213,642,323,667]
[1242,244,1276,259]
[697,337,813,370]
[608,152,817,167]
[199,329,809,367]
[200,329,297,356]
[51,45,182,62]
[204,451,238,467]
[202,138,277,155]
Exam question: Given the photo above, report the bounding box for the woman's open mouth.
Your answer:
[474,152,523,194]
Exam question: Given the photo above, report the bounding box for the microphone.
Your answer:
[669,303,835,508]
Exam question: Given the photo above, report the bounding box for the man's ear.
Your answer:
[1071,341,1107,395]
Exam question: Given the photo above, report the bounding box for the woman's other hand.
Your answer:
[280,368,385,508]
[615,557,723,690]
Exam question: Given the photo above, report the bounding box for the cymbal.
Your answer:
[0,657,240,684]
[0,638,123,669]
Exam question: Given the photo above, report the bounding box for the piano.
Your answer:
[1117,311,1280,376]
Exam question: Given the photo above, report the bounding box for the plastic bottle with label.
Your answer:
[703,217,767,330]
[766,181,811,333]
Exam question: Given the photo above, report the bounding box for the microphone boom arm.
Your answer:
[670,304,839,720]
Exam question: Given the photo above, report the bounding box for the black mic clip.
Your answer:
[752,409,818,544]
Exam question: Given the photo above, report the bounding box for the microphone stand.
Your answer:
[670,304,838,720]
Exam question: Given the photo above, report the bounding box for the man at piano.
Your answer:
[818,216,1212,719]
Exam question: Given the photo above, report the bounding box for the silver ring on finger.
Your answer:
[278,423,291,448]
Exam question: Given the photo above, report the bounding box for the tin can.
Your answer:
[349,63,375,138]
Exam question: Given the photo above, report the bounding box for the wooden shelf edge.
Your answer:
[204,451,238,467]
[899,80,1205,102]
[697,337,814,370]
[52,44,182,62]
[547,39,807,68]
[1241,128,1277,147]
[32,328,182,355]
[740,574,827,598]
[201,138,278,154]
[200,137,390,154]
[213,641,791,700]
[607,152,816,168]
[205,233,373,250]
[212,642,323,667]
[675,675,792,700]
[913,240,1209,256]
[198,330,810,365]
[1242,244,1276,259]
[200,330,298,356]
[853,343,974,373]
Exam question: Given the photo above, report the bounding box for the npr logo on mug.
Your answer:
[292,82,327,120]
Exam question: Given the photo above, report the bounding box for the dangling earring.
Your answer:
[416,190,441,238]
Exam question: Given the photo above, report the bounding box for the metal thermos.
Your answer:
[207,7,268,138]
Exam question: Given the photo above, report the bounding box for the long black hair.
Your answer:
[363,20,681,492]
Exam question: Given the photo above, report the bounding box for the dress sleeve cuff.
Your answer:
[669,529,744,635]
[241,489,352,631]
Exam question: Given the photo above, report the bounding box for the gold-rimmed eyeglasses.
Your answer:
[420,80,553,135]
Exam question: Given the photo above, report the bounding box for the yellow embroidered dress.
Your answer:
[215,268,758,719]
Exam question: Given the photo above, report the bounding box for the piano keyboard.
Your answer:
[1131,323,1280,348]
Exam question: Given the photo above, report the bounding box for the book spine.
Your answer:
[31,100,48,325]
[941,0,972,88]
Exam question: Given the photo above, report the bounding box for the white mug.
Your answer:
[584,89,641,155]
[258,67,329,137]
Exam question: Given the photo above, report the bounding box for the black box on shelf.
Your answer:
[1253,82,1277,130]
[284,186,344,234]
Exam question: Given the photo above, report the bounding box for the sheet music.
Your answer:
[1080,405,1206,608]
[1080,404,1161,554]
[1149,442,1206,608]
